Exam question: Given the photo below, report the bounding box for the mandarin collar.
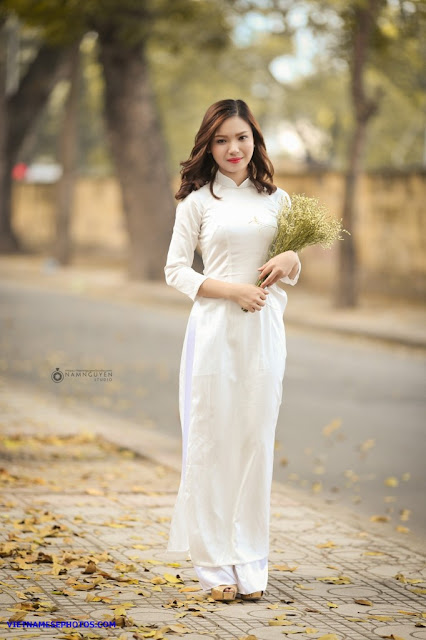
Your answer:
[214,169,252,189]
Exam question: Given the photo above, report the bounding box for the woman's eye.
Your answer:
[216,136,248,143]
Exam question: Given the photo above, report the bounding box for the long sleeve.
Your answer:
[280,253,301,286]
[164,194,209,302]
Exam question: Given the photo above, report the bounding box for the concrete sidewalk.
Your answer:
[0,254,425,350]
[0,378,425,640]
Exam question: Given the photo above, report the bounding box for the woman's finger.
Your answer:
[263,271,277,287]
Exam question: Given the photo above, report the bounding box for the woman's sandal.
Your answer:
[211,584,238,601]
[240,590,264,600]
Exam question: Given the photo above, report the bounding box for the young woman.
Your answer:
[163,99,301,602]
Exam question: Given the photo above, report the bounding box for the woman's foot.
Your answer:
[211,584,238,601]
[240,590,264,600]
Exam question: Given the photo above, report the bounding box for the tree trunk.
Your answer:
[335,0,382,308]
[98,32,175,280]
[54,42,80,265]
[337,119,367,306]
[0,40,75,254]
[0,18,18,252]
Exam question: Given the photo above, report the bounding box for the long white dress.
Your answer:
[163,169,301,585]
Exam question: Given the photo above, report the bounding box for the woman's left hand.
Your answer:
[257,251,299,288]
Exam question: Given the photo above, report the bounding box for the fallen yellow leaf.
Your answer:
[164,573,183,584]
[322,418,342,437]
[385,476,399,487]
[370,514,390,522]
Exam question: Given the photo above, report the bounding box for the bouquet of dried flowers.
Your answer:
[242,193,350,312]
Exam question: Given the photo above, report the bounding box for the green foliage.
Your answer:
[2,0,424,171]
[1,0,87,45]
[1,0,232,48]
[369,0,426,112]
[265,0,426,169]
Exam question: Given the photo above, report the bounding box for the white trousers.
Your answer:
[193,556,268,594]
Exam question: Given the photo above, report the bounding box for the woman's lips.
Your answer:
[228,158,242,163]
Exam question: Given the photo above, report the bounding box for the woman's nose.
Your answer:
[229,139,239,153]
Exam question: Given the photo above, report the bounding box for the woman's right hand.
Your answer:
[230,283,269,312]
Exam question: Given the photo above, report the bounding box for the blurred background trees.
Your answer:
[0,0,424,305]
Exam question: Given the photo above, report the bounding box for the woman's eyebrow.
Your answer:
[214,130,249,137]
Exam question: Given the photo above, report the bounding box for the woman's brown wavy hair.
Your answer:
[175,99,277,201]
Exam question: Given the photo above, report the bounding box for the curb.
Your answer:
[283,317,426,351]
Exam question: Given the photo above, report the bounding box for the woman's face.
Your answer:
[210,116,255,185]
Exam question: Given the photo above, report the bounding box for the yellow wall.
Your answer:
[12,177,127,254]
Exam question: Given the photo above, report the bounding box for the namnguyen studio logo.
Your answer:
[51,368,112,383]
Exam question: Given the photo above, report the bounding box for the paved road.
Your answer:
[1,282,425,538]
